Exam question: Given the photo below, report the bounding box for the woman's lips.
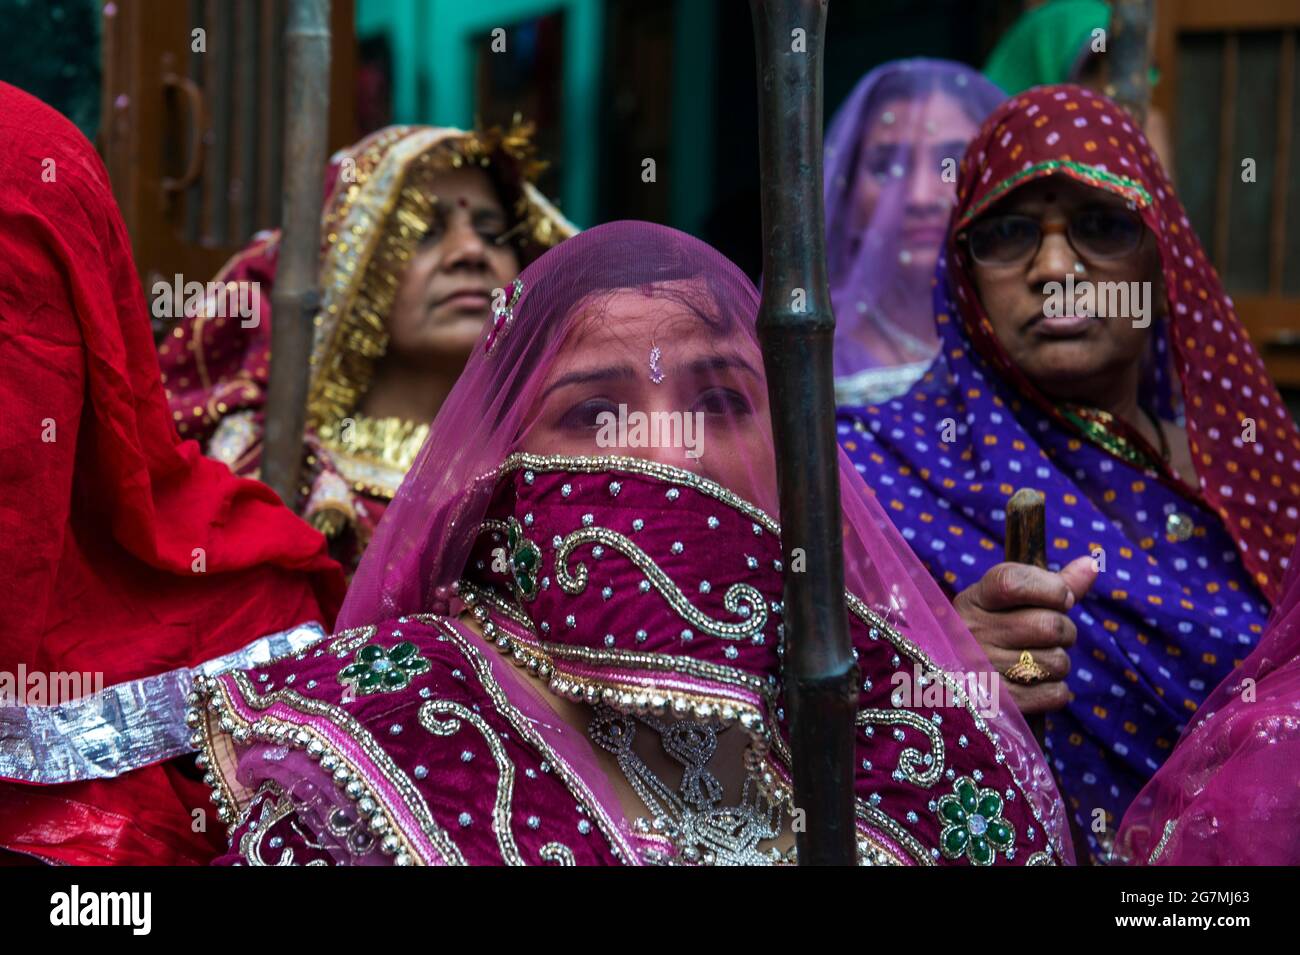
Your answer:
[901,226,947,247]
[435,290,491,310]
[1028,312,1097,338]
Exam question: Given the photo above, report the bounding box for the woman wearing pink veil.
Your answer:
[824,59,1004,404]
[190,222,1071,866]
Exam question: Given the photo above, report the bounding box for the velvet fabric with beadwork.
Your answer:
[195,221,1073,866]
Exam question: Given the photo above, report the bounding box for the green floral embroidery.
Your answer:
[937,776,1015,866]
[338,642,430,697]
[505,517,542,601]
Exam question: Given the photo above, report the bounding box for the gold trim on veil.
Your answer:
[304,124,577,502]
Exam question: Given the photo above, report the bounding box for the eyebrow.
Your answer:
[431,199,507,221]
[539,353,760,399]
[684,354,761,379]
[540,364,638,399]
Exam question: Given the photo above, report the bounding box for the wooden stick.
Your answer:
[1005,488,1047,571]
[1005,489,1048,754]
[1005,487,1091,861]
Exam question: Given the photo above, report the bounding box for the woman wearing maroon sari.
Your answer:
[0,81,345,865]
[159,124,575,574]
[191,222,1073,866]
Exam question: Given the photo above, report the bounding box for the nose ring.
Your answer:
[1073,261,1086,275]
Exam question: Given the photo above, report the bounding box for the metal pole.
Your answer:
[262,0,331,504]
[749,0,858,866]
[1105,0,1153,125]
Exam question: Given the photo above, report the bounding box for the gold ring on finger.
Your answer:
[1004,650,1051,686]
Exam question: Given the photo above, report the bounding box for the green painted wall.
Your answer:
[357,0,606,228]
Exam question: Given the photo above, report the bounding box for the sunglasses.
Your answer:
[963,206,1145,267]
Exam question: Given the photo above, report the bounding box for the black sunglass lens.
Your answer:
[1071,209,1142,258]
[969,217,1039,264]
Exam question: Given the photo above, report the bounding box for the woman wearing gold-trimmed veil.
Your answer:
[160,124,576,572]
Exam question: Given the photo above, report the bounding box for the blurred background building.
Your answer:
[3,0,1298,390]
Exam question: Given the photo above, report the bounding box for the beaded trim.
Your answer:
[452,592,774,732]
[956,159,1152,230]
[1148,818,1177,864]
[327,625,379,657]
[554,526,769,639]
[489,453,779,530]
[454,576,775,696]
[189,670,465,866]
[858,708,946,787]
[237,789,330,866]
[190,614,642,865]
[426,616,639,862]
[418,698,524,864]
[857,802,934,865]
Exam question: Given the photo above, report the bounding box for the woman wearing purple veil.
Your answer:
[825,59,1004,405]
[189,222,1071,866]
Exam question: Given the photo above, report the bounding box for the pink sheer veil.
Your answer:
[339,221,1071,859]
[1117,545,1300,865]
[824,59,1004,380]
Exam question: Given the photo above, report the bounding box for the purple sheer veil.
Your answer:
[340,221,1070,858]
[824,59,1004,392]
[1117,545,1300,865]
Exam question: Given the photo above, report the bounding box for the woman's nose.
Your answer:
[1027,229,1077,285]
[906,165,943,209]
[440,219,489,270]
[637,434,702,471]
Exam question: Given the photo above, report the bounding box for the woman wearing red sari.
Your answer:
[159,124,575,574]
[0,82,346,865]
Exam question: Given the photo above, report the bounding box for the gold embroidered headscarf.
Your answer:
[307,123,576,453]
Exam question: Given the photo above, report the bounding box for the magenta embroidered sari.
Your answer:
[192,222,1072,865]
[1117,548,1300,865]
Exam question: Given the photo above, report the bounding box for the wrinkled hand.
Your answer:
[953,556,1097,715]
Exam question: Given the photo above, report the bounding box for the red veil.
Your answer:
[0,82,345,864]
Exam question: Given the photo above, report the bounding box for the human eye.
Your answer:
[419,213,447,247]
[555,397,620,431]
[693,387,753,417]
[863,145,907,181]
[474,214,508,243]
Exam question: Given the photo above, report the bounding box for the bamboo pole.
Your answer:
[1105,0,1154,125]
[262,0,331,505]
[749,0,858,866]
